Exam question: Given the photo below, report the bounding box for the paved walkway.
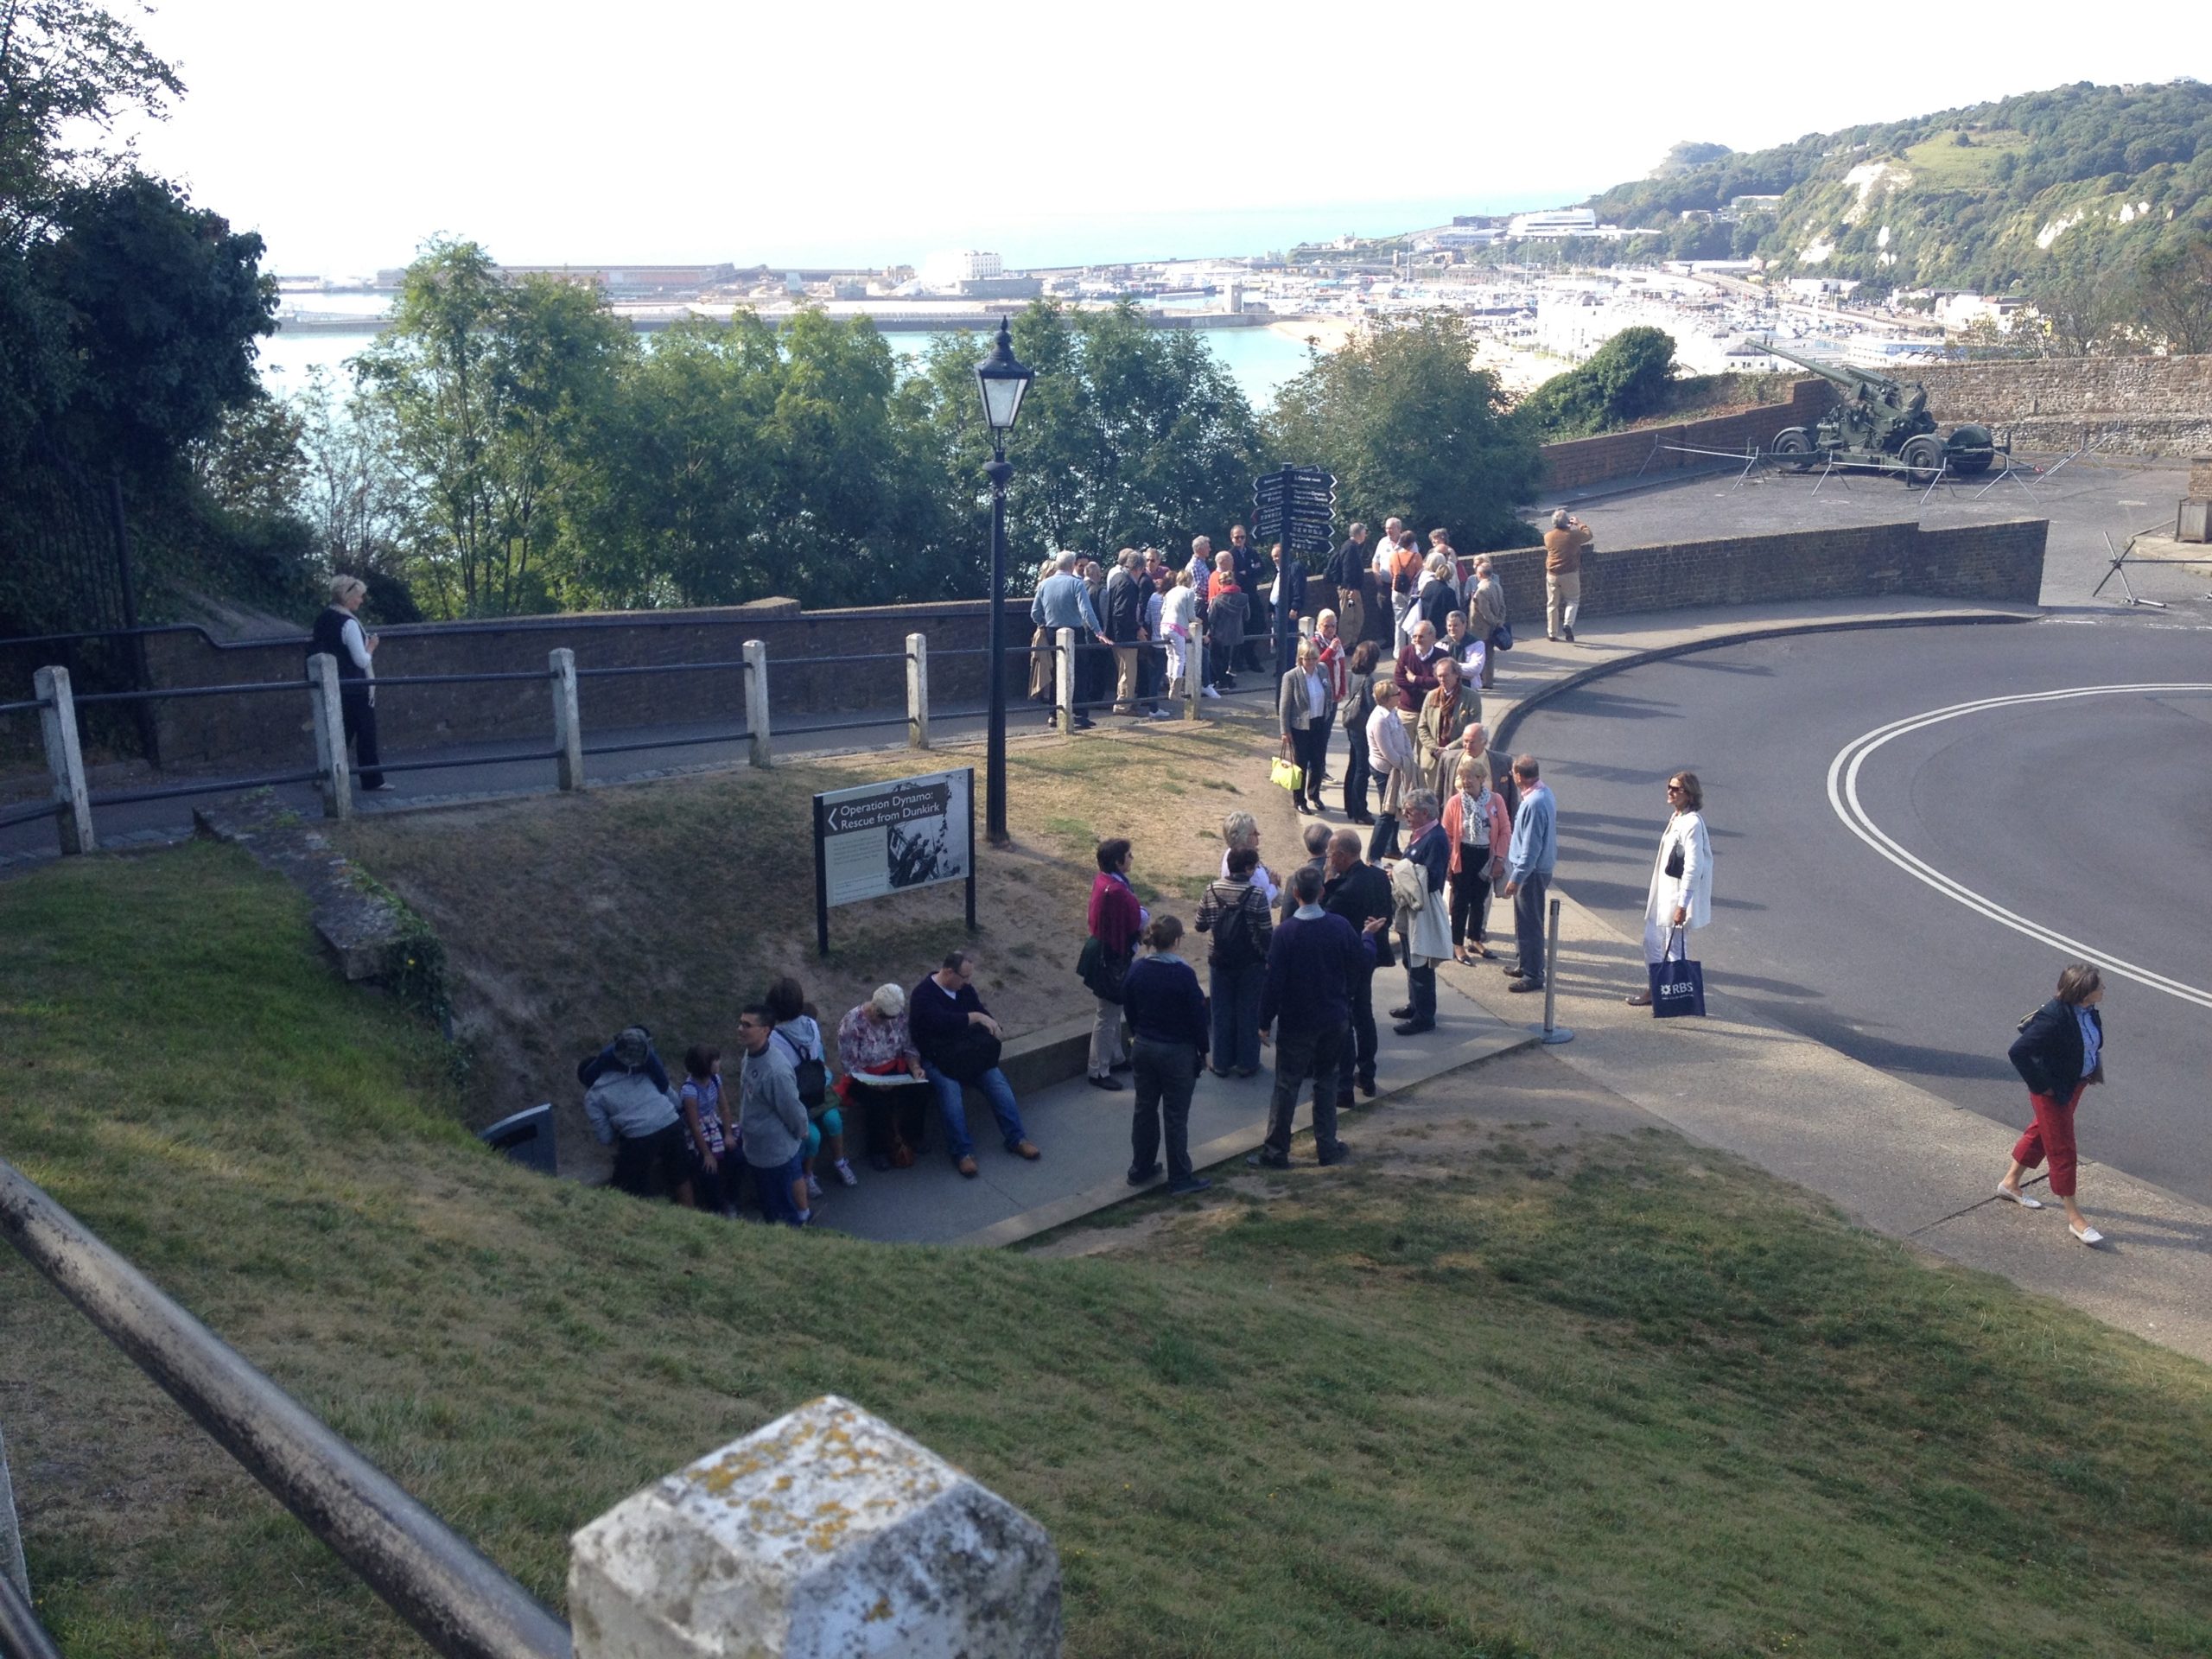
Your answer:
[822,986,1534,1249]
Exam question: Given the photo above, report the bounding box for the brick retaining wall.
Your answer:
[1915,354,2212,458]
[1468,518,2046,628]
[1539,378,1833,493]
[115,518,2044,773]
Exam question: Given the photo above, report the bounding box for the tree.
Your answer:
[906,300,1263,569]
[2023,259,2119,356]
[0,0,181,232]
[2132,240,2212,355]
[354,240,634,615]
[1267,312,1541,556]
[28,172,275,466]
[1515,327,1679,440]
[292,365,415,601]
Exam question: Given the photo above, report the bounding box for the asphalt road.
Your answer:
[1512,613,2212,1205]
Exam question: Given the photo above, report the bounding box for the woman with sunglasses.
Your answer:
[1628,772,1711,1007]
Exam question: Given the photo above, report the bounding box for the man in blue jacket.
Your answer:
[1502,754,1558,993]
[1248,864,1363,1170]
[1031,550,1108,730]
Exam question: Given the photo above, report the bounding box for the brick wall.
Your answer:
[1915,354,2212,457]
[140,597,1040,768]
[1538,378,1833,493]
[1464,518,2046,628]
[116,518,2044,775]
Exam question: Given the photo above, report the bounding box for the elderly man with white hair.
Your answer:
[1543,509,1593,643]
[1030,550,1108,729]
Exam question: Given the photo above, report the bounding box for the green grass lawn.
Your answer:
[3,844,2209,1657]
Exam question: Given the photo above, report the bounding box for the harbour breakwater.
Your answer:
[273,308,1288,338]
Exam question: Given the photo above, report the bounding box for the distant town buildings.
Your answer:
[913,250,1041,301]
[1508,208,1599,238]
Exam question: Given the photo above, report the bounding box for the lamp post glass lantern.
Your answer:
[975,316,1033,847]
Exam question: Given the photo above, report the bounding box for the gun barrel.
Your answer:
[1758,338,1898,391]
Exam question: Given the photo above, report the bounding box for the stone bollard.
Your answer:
[304,653,353,821]
[569,1395,1062,1659]
[905,632,930,750]
[743,640,772,768]
[550,648,585,791]
[32,665,94,855]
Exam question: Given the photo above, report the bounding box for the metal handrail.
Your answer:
[0,1159,572,1659]
[574,658,748,678]
[0,1573,62,1659]
[87,770,324,810]
[70,680,308,707]
[0,699,49,716]
[764,651,906,667]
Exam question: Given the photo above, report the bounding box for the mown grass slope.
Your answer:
[3,844,2209,1657]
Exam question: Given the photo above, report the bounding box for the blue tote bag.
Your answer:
[1649,927,1706,1018]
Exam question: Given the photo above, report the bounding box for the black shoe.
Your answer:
[1245,1149,1292,1170]
[1563,626,1575,642]
[1109,1059,1132,1073]
[1498,961,1522,976]
[1167,1175,1214,1196]
[1317,1146,1353,1168]
[1073,715,1096,730]
[1127,1161,1164,1185]
[1506,979,1541,994]
[1393,1020,1435,1036]
[1389,1005,1414,1020]
[1087,1073,1125,1091]
[1045,711,1058,728]
[868,1152,893,1173]
[1358,1075,1377,1097]
[1349,813,1375,825]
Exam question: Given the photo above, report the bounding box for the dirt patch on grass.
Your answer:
[332,708,1304,1171]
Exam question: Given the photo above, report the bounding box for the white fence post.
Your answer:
[1054,627,1076,732]
[569,1395,1062,1659]
[305,653,353,821]
[550,648,584,791]
[33,666,94,855]
[906,632,930,750]
[1185,631,1205,721]
[744,639,772,768]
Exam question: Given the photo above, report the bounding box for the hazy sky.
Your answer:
[115,0,2206,274]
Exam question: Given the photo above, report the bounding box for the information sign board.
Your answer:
[811,768,976,953]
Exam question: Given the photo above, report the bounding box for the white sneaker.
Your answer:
[2069,1222,2104,1246]
[1201,686,1221,699]
[805,1173,823,1199]
[834,1158,858,1187]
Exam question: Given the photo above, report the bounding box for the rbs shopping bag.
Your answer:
[1649,928,1706,1018]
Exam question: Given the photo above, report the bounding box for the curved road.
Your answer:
[1513,616,2212,1204]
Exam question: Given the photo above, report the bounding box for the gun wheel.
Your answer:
[1773,428,1814,473]
[1899,434,1946,484]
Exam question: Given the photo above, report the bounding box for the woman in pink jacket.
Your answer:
[1440,754,1511,963]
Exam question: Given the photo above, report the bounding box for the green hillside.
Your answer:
[1578,79,2212,293]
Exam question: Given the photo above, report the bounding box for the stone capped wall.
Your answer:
[1915,354,2212,457]
[109,518,2045,775]
[1539,378,1833,493]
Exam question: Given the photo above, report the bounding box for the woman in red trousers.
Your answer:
[1997,963,2107,1246]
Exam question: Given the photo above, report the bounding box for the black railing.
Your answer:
[0,1158,571,1659]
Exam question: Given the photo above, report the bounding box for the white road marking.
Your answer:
[1827,684,2212,1010]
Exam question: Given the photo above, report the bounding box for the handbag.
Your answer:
[1487,620,1513,653]
[1664,842,1685,880]
[1648,927,1706,1018]
[1270,756,1305,793]
[1077,933,1129,1003]
[934,1025,1004,1085]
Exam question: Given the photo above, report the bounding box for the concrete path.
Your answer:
[819,976,1534,1249]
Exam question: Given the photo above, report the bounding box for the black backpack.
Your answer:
[774,1029,829,1109]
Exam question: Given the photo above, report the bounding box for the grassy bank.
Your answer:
[3,845,2209,1656]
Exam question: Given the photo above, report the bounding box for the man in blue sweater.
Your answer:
[1247,864,1363,1170]
[1031,551,1109,730]
[1502,754,1558,993]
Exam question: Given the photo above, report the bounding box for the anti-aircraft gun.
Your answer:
[1761,340,2005,481]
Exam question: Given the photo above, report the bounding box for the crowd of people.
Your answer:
[579,955,1043,1225]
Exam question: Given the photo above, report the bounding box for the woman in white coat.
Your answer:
[1627,771,1712,1006]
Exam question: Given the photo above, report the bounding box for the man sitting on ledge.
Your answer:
[910,949,1040,1178]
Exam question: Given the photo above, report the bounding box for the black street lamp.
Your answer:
[974,315,1034,848]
